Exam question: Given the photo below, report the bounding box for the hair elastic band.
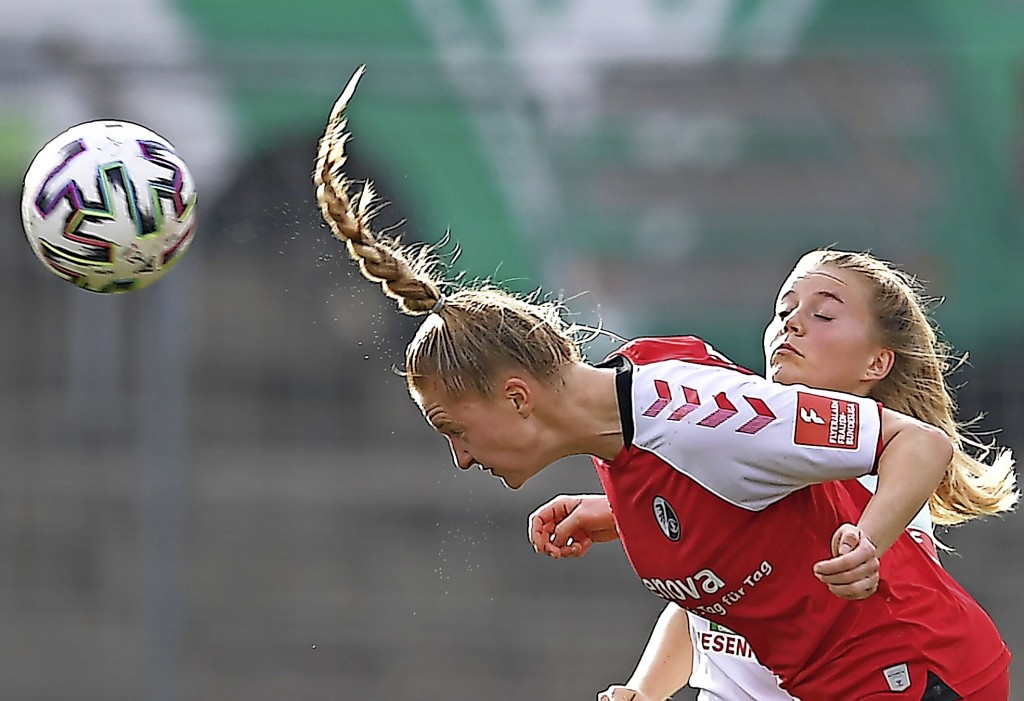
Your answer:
[431,294,447,315]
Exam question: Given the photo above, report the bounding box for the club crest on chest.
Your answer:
[653,496,681,542]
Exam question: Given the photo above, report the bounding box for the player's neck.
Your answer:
[535,363,624,462]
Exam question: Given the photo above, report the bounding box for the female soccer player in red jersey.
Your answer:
[313,68,1014,700]
[527,249,1017,701]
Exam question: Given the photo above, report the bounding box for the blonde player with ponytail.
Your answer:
[313,67,1013,700]
[532,250,1017,701]
[797,251,1017,526]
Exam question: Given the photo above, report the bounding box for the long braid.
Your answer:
[313,67,582,399]
[313,65,443,316]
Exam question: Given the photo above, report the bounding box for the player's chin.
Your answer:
[769,363,798,386]
[496,472,526,490]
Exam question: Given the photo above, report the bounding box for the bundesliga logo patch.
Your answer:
[793,391,859,450]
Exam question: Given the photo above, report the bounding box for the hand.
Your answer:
[527,494,618,559]
[812,523,880,600]
[597,685,659,701]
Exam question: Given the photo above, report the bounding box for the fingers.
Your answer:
[814,524,880,600]
[527,496,570,551]
[834,525,861,556]
[817,561,880,602]
[528,495,582,555]
[527,494,617,558]
[553,513,595,547]
[813,537,877,577]
[820,573,880,600]
[527,498,594,557]
[543,531,593,559]
[597,686,649,701]
[816,557,879,586]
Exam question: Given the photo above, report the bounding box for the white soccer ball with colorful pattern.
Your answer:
[20,120,198,293]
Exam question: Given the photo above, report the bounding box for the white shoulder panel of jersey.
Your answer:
[631,359,883,510]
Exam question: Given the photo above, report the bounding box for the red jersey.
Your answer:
[593,336,1009,700]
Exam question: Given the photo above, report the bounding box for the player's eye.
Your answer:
[814,313,834,321]
[776,308,793,320]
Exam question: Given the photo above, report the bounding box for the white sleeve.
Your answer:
[631,359,883,510]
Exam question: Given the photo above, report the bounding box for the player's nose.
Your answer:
[784,307,804,334]
[447,437,475,471]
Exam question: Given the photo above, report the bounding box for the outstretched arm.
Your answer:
[596,603,692,701]
[861,408,952,554]
[814,408,952,598]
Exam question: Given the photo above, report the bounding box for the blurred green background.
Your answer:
[0,1,1021,699]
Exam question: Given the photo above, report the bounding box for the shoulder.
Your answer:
[607,336,756,376]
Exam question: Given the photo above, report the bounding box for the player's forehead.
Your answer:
[411,383,446,419]
[411,383,473,428]
[776,262,853,303]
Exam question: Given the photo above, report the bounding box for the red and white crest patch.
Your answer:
[793,391,860,450]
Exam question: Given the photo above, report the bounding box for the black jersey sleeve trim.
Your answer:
[599,355,635,448]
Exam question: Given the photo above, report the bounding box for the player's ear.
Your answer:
[504,377,533,418]
[864,347,895,382]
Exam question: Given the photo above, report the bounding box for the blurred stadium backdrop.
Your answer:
[0,1,1022,699]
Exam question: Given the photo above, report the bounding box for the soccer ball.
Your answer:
[20,120,198,293]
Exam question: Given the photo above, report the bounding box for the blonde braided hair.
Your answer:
[313,67,582,398]
[313,65,444,316]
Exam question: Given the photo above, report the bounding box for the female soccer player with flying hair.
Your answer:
[528,249,1018,701]
[312,67,1013,700]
